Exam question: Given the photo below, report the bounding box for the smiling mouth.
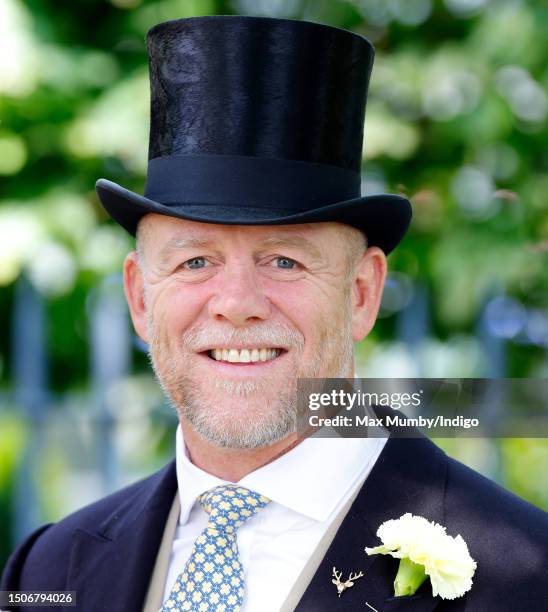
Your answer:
[206,348,283,363]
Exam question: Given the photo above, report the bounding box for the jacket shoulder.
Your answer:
[1,461,175,590]
[443,449,548,606]
[444,450,548,539]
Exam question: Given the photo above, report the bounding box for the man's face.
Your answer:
[124,215,385,449]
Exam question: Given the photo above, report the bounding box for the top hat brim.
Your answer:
[96,178,412,255]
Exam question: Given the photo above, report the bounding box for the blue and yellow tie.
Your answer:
[161,484,270,612]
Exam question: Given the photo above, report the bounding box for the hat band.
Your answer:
[144,154,360,211]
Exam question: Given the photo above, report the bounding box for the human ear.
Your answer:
[350,246,387,341]
[123,251,149,344]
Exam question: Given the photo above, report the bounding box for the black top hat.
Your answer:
[96,15,411,254]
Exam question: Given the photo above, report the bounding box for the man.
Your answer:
[2,15,547,612]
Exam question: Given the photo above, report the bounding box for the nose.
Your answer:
[208,260,271,326]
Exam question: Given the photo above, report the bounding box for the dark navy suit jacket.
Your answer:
[2,434,548,611]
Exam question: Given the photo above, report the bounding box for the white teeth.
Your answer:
[210,348,280,363]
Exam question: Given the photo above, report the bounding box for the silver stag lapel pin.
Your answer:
[331,566,365,597]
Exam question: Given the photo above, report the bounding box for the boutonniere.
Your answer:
[365,513,477,600]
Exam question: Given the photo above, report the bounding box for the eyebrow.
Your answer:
[158,236,215,264]
[259,236,323,261]
[157,233,324,264]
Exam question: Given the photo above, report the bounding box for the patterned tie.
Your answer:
[161,484,270,612]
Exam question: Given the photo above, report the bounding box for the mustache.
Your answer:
[181,323,305,351]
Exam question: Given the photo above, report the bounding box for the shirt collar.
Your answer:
[176,425,386,524]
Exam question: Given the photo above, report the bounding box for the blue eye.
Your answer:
[275,257,296,269]
[184,257,207,269]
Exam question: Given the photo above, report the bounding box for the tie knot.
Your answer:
[198,484,270,532]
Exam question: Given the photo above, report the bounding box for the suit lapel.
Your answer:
[296,434,450,611]
[66,461,177,612]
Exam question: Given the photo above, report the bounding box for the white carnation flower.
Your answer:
[365,513,477,600]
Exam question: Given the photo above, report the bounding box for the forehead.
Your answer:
[139,214,347,255]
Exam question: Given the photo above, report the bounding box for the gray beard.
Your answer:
[147,308,354,449]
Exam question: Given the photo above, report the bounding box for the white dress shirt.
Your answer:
[162,426,386,611]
